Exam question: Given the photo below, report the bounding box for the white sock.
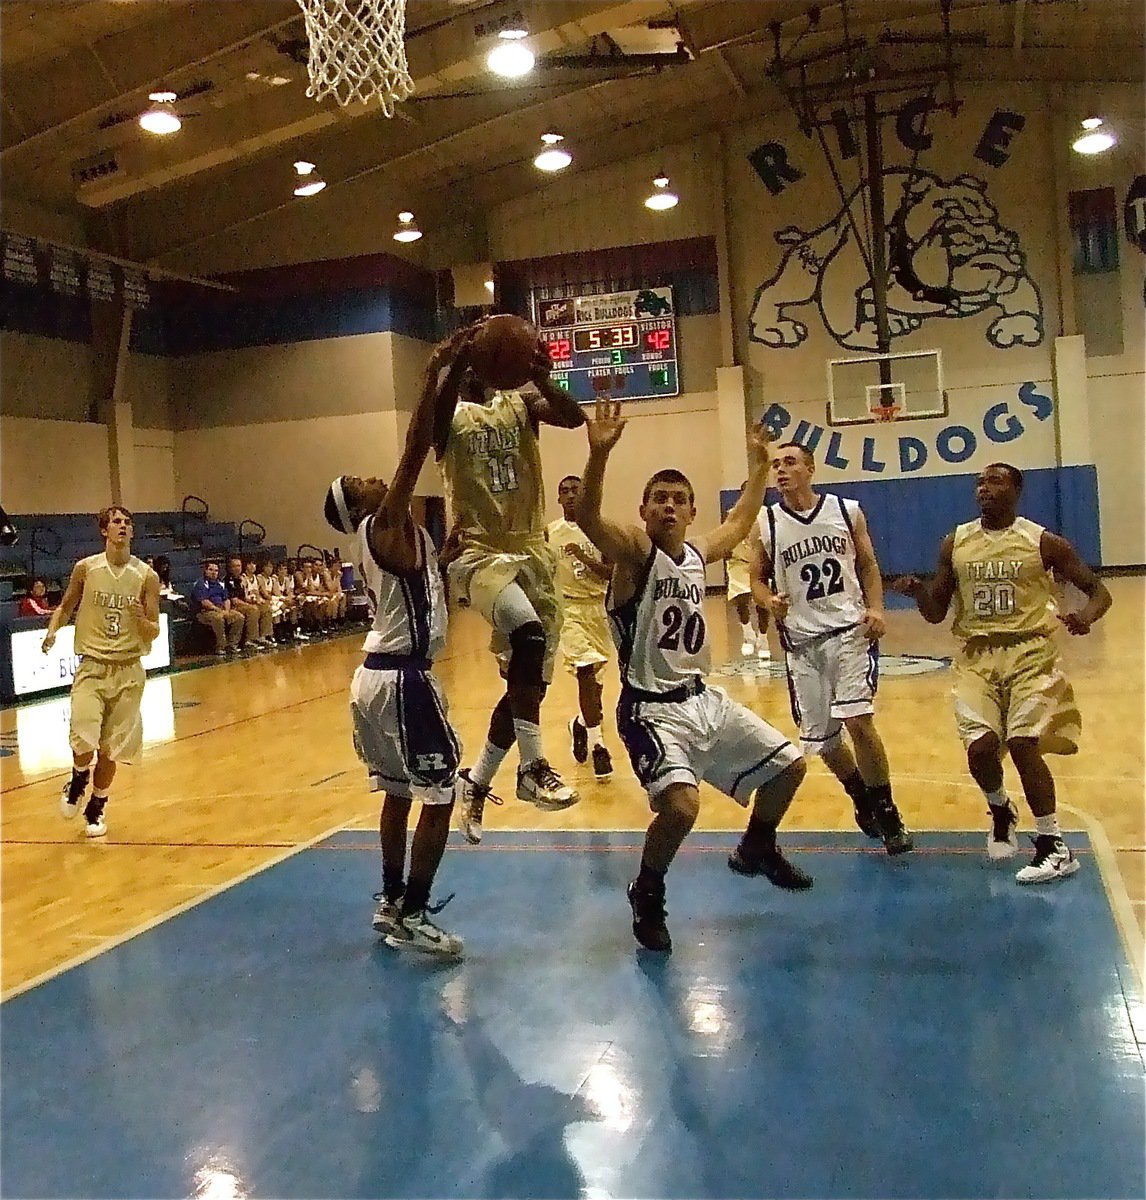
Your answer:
[984,788,1010,809]
[471,741,508,789]
[1035,813,1061,838]
[586,724,603,748]
[739,620,754,640]
[91,788,110,801]
[513,720,544,768]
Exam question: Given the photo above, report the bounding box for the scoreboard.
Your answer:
[534,286,680,403]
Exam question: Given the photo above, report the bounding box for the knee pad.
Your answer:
[506,621,546,686]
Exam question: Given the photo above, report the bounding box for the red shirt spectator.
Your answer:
[20,578,55,617]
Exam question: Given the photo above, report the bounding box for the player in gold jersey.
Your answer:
[42,506,161,837]
[892,464,1111,883]
[546,474,614,780]
[435,325,586,840]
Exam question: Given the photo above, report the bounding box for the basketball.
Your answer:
[467,314,539,390]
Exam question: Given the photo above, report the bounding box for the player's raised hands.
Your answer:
[586,398,626,453]
[747,422,774,470]
[429,323,478,373]
[529,337,553,382]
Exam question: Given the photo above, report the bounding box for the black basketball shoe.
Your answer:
[728,845,814,890]
[627,879,671,952]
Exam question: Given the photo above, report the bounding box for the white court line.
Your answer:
[2,819,349,1003]
[1059,798,1144,989]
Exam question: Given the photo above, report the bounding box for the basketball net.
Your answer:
[295,0,414,116]
[872,404,900,424]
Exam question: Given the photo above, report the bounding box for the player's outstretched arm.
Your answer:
[382,327,475,535]
[576,399,651,567]
[41,560,87,652]
[889,532,956,624]
[524,339,587,429]
[431,323,481,459]
[698,424,772,563]
[1040,532,1112,634]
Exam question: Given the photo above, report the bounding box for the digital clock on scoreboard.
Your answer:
[534,286,679,403]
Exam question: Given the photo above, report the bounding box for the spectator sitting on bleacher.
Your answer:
[258,559,293,644]
[274,561,305,640]
[226,556,273,650]
[190,561,244,656]
[153,554,183,600]
[271,556,302,643]
[243,558,278,646]
[296,556,328,635]
[321,551,348,624]
[19,578,56,617]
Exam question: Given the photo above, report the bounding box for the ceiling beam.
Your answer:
[1,4,303,160]
[14,2,695,210]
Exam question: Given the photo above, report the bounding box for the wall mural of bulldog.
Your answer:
[749,168,1044,353]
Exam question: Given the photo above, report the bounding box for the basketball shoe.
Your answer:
[728,845,814,889]
[517,759,579,809]
[852,798,883,840]
[83,796,107,839]
[1015,835,1080,884]
[59,769,90,821]
[371,892,403,936]
[455,769,501,845]
[870,793,914,855]
[591,744,613,780]
[569,717,589,764]
[627,880,671,952]
[386,903,463,957]
[986,799,1020,860]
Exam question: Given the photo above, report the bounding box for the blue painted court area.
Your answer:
[3,831,1143,1199]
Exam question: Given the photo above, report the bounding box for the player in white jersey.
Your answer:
[321,327,475,956]
[545,474,614,780]
[41,505,161,838]
[892,463,1111,883]
[751,442,912,855]
[577,400,810,953]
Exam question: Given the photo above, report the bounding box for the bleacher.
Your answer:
[0,508,289,652]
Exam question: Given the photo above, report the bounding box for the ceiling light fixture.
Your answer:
[487,27,534,78]
[1071,117,1116,155]
[533,133,572,172]
[393,211,423,243]
[293,160,326,197]
[139,91,181,135]
[644,173,679,211]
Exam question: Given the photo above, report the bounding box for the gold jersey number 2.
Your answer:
[972,581,1016,617]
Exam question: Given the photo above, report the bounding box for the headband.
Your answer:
[327,475,355,534]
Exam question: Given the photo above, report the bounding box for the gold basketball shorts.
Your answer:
[448,540,563,683]
[559,598,612,674]
[726,558,752,601]
[69,657,146,764]
[953,634,1081,755]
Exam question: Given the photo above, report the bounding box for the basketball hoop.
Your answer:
[295,0,414,116]
[871,404,900,423]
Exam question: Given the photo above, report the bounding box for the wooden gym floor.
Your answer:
[2,577,1142,1000]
